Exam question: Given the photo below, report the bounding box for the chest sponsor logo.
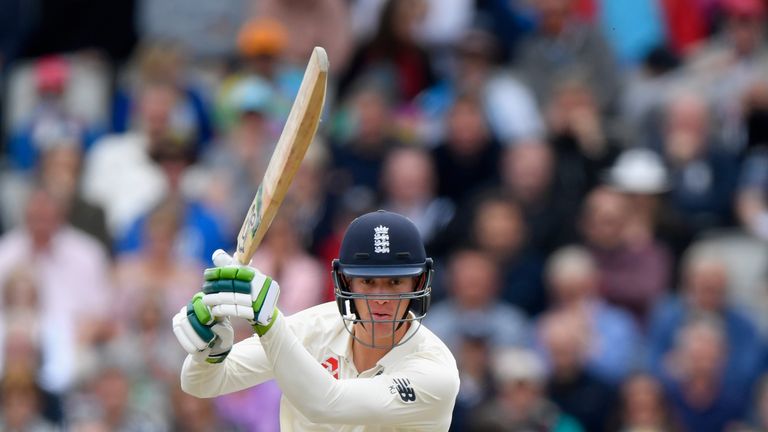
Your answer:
[389,378,416,402]
[321,356,339,379]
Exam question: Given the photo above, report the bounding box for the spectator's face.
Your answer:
[41,145,81,201]
[382,149,435,206]
[352,90,391,147]
[550,270,596,306]
[139,85,177,139]
[677,324,725,380]
[664,95,709,164]
[449,251,499,309]
[536,0,575,34]
[727,13,765,55]
[500,379,543,421]
[540,317,586,378]
[502,143,553,203]
[392,0,427,43]
[581,189,628,250]
[458,337,490,379]
[145,212,178,259]
[24,190,63,246]
[1,386,39,429]
[446,100,489,156]
[93,369,130,418]
[685,260,727,312]
[622,374,666,428]
[473,201,525,260]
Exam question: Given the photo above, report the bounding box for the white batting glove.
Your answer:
[201,249,281,336]
[172,292,234,363]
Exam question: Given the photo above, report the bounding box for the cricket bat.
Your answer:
[235,46,329,265]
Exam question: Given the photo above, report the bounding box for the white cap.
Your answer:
[606,148,670,194]
[492,348,546,384]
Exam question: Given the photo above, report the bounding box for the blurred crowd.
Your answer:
[0,0,768,430]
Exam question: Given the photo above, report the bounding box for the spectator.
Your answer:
[192,76,277,234]
[112,41,214,154]
[114,138,229,266]
[469,195,546,316]
[421,27,543,144]
[332,84,403,196]
[81,81,179,237]
[539,311,617,432]
[0,187,111,393]
[604,147,684,262]
[283,139,337,253]
[541,245,643,384]
[469,347,584,432]
[39,140,111,251]
[380,146,454,247]
[655,315,749,432]
[113,200,204,326]
[609,372,683,432]
[501,140,578,254]
[7,55,103,171]
[516,0,622,115]
[658,90,740,234]
[580,186,672,323]
[338,0,435,104]
[253,0,352,73]
[425,248,530,352]
[431,94,502,206]
[648,242,764,393]
[450,329,495,432]
[217,17,295,130]
[683,0,768,147]
[546,78,622,207]
[0,364,58,432]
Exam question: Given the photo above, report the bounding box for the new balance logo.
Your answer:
[392,378,416,402]
[373,225,390,253]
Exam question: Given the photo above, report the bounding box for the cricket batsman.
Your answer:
[172,210,460,430]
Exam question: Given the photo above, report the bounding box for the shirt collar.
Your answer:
[328,323,353,358]
[330,313,424,366]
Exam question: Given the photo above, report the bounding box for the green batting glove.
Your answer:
[172,292,234,362]
[201,249,281,336]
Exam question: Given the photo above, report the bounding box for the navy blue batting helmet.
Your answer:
[332,210,433,347]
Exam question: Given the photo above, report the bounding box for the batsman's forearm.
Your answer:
[180,337,273,398]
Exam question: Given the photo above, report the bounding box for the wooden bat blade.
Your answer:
[235,46,329,264]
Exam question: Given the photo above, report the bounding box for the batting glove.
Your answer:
[202,249,281,336]
[172,292,234,363]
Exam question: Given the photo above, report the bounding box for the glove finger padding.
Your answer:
[173,306,213,354]
[202,250,280,329]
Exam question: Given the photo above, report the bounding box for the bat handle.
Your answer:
[233,251,251,267]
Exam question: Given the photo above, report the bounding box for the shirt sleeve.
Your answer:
[180,334,273,398]
[259,312,460,427]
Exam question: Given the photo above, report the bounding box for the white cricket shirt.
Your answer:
[181,302,460,431]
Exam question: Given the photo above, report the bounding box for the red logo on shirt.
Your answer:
[322,357,339,379]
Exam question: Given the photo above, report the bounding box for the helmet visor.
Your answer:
[340,264,426,278]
